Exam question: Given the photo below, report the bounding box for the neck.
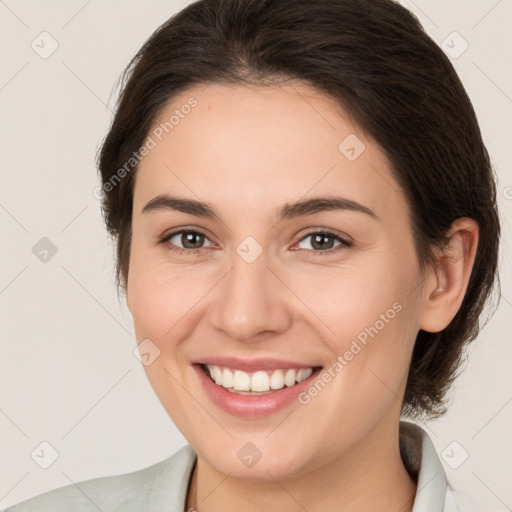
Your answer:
[185,419,417,512]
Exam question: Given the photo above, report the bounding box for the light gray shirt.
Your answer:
[3,422,465,511]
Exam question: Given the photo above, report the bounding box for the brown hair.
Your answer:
[97,0,500,418]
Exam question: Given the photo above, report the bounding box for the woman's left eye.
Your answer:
[158,229,352,256]
[295,230,353,254]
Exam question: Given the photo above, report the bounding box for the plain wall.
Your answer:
[0,0,511,509]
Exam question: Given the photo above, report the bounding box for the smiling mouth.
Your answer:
[201,364,322,395]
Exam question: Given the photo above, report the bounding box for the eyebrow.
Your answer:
[141,194,378,221]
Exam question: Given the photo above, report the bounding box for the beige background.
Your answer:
[0,0,511,509]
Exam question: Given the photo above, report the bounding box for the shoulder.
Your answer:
[2,445,196,512]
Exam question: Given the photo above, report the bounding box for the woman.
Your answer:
[4,0,500,510]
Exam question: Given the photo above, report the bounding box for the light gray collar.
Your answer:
[163,421,448,511]
[400,421,448,512]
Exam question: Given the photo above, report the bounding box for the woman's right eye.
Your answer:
[158,228,353,257]
[159,230,214,255]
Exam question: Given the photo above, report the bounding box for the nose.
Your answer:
[209,248,293,343]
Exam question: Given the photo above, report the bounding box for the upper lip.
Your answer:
[194,356,322,372]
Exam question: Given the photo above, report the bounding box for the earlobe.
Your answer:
[419,218,479,333]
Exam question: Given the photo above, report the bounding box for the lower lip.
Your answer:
[193,364,321,418]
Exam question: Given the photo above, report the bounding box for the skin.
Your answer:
[126,81,478,512]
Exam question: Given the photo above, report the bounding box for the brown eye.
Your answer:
[296,230,353,254]
[176,231,206,249]
[160,230,214,254]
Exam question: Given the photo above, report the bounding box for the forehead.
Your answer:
[133,82,407,222]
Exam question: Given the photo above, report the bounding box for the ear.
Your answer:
[419,218,479,333]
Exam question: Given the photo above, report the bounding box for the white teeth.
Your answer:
[297,368,313,382]
[251,371,270,392]
[205,365,315,393]
[222,367,233,388]
[212,365,223,385]
[283,369,295,387]
[269,369,285,390]
[233,370,251,391]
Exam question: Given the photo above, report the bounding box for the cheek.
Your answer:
[126,251,212,436]
[127,241,212,340]
[293,250,420,394]
[289,252,413,341]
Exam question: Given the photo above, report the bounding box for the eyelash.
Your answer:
[158,228,353,257]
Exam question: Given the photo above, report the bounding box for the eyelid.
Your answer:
[158,227,353,255]
[293,228,353,253]
[158,227,214,248]
[297,227,353,244]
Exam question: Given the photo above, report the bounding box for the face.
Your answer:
[127,82,427,480]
